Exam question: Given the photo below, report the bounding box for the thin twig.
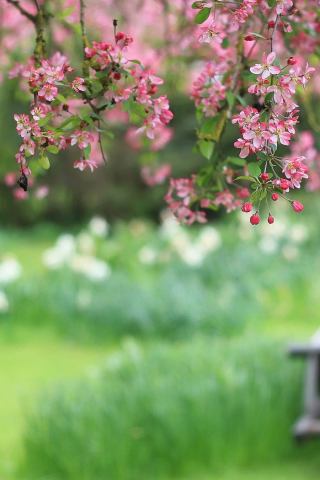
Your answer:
[6,0,35,22]
[33,0,40,12]
[98,120,108,165]
[79,0,90,78]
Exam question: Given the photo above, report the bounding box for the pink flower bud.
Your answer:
[287,57,297,65]
[268,215,274,224]
[292,201,303,213]
[280,179,290,190]
[250,213,260,225]
[268,21,275,28]
[261,173,270,181]
[242,202,253,213]
[244,35,254,41]
[271,193,278,201]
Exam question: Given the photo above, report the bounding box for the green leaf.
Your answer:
[260,111,269,123]
[226,91,235,110]
[194,7,211,24]
[250,189,261,205]
[247,162,261,177]
[256,152,268,161]
[242,70,259,81]
[83,144,91,160]
[192,1,211,8]
[196,109,203,125]
[90,79,103,93]
[235,176,255,182]
[102,131,114,139]
[200,116,219,135]
[122,97,134,112]
[267,0,276,7]
[264,92,274,104]
[95,70,108,79]
[38,113,52,127]
[222,37,229,49]
[56,6,75,19]
[260,190,267,201]
[248,32,267,40]
[234,93,247,108]
[39,154,50,169]
[199,139,214,160]
[46,145,59,154]
[59,19,81,34]
[56,94,67,105]
[129,59,145,69]
[226,156,246,167]
[115,67,130,76]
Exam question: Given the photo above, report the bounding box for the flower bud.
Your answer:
[292,201,303,213]
[244,35,254,41]
[292,8,299,14]
[280,179,290,190]
[242,202,253,213]
[268,21,275,28]
[287,57,297,65]
[268,215,274,224]
[271,193,278,201]
[250,213,260,225]
[261,173,270,181]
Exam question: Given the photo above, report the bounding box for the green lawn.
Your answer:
[0,325,109,480]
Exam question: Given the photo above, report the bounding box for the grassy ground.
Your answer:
[0,325,109,480]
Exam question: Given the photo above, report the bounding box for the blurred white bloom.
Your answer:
[88,217,109,237]
[159,210,180,239]
[42,234,76,269]
[290,224,308,244]
[0,291,9,313]
[260,217,287,238]
[178,244,205,266]
[128,219,148,236]
[42,248,66,269]
[0,257,22,284]
[56,234,76,255]
[76,289,92,309]
[69,255,111,281]
[282,244,298,261]
[259,237,278,254]
[196,226,222,253]
[238,224,254,241]
[77,232,95,255]
[170,230,190,251]
[138,246,157,265]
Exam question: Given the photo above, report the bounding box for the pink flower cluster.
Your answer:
[85,35,173,140]
[191,61,227,117]
[164,177,207,225]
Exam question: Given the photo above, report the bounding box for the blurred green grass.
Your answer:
[0,208,320,480]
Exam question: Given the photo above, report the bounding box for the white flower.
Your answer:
[77,233,95,255]
[88,217,109,237]
[0,257,22,284]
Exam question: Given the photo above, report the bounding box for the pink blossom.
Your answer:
[269,121,291,145]
[212,190,243,213]
[30,104,47,121]
[243,122,271,149]
[232,106,260,127]
[38,83,58,102]
[19,139,36,155]
[267,78,292,103]
[141,163,171,186]
[111,45,129,64]
[248,76,269,96]
[70,77,86,92]
[135,115,162,140]
[74,159,98,172]
[198,21,223,44]
[153,95,170,115]
[291,201,303,213]
[250,52,281,79]
[234,138,254,158]
[70,130,95,149]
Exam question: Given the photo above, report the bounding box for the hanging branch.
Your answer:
[80,0,90,78]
